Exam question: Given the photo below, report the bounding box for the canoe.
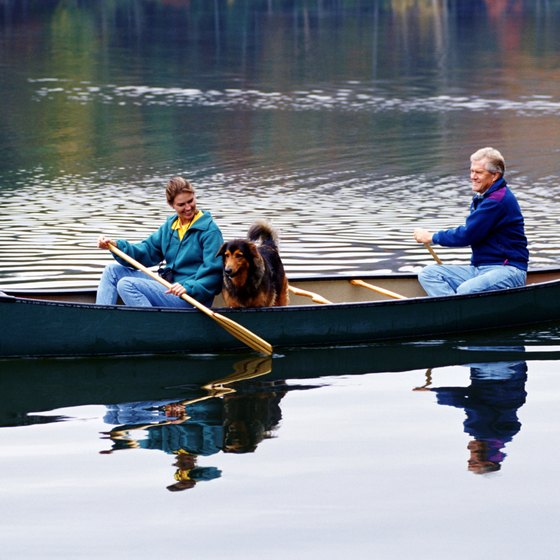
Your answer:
[2,268,560,358]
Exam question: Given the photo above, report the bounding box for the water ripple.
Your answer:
[30,79,560,117]
[1,165,559,290]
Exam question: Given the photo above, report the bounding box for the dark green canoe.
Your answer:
[2,269,560,358]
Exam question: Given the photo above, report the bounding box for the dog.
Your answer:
[216,220,289,308]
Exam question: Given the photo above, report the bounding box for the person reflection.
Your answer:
[102,396,223,491]
[166,449,221,492]
[101,380,286,490]
[415,355,527,474]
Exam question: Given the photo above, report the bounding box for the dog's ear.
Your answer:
[215,243,227,258]
[248,243,261,262]
[248,243,265,276]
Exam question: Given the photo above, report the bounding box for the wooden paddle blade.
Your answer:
[213,312,273,355]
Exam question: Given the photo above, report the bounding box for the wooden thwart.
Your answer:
[350,279,406,300]
[107,244,273,355]
[288,285,332,304]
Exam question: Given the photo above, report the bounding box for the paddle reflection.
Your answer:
[414,349,528,474]
[100,356,290,491]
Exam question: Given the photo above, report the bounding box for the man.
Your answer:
[413,147,528,296]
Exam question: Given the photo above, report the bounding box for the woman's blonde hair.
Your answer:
[165,176,195,205]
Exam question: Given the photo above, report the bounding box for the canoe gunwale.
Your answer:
[6,273,560,312]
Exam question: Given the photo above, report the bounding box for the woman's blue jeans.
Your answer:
[96,263,199,308]
[418,264,527,297]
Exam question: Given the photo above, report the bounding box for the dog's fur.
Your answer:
[216,220,289,308]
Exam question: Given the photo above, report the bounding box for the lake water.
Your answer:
[1,1,560,558]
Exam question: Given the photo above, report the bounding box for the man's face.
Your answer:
[470,158,500,195]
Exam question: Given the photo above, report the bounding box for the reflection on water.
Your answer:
[414,352,528,474]
[2,345,533,490]
[2,342,560,559]
[101,356,286,491]
[2,343,542,489]
[102,378,288,491]
[94,348,532,490]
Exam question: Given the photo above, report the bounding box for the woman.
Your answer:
[96,176,223,308]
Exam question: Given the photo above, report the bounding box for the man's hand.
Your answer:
[413,228,433,244]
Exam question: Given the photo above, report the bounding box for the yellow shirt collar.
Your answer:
[172,210,203,240]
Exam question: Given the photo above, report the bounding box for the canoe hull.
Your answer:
[2,271,560,357]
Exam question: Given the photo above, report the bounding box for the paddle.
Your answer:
[424,243,443,264]
[288,285,332,304]
[350,279,406,300]
[107,244,273,355]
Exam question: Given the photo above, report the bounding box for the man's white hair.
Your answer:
[470,147,505,176]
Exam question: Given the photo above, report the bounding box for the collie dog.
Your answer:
[216,220,289,308]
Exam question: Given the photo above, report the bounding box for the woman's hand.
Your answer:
[166,282,187,298]
[97,235,115,249]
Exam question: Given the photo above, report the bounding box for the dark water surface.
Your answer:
[2,1,560,558]
[2,339,560,558]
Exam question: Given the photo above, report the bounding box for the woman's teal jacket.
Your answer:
[114,211,224,303]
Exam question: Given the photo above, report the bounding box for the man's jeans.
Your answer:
[418,264,527,297]
[95,263,199,308]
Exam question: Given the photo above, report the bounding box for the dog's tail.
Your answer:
[247,220,279,248]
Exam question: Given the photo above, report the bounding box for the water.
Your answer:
[1,1,560,288]
[2,341,560,558]
[1,1,560,557]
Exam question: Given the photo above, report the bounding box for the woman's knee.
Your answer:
[116,277,138,295]
[102,262,128,281]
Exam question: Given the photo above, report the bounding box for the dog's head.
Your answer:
[216,240,264,284]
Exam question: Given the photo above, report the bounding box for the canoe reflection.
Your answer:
[415,351,528,474]
[4,342,551,489]
[101,356,294,491]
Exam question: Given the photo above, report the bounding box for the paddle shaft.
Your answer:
[107,244,273,355]
[109,244,214,314]
[424,243,443,264]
